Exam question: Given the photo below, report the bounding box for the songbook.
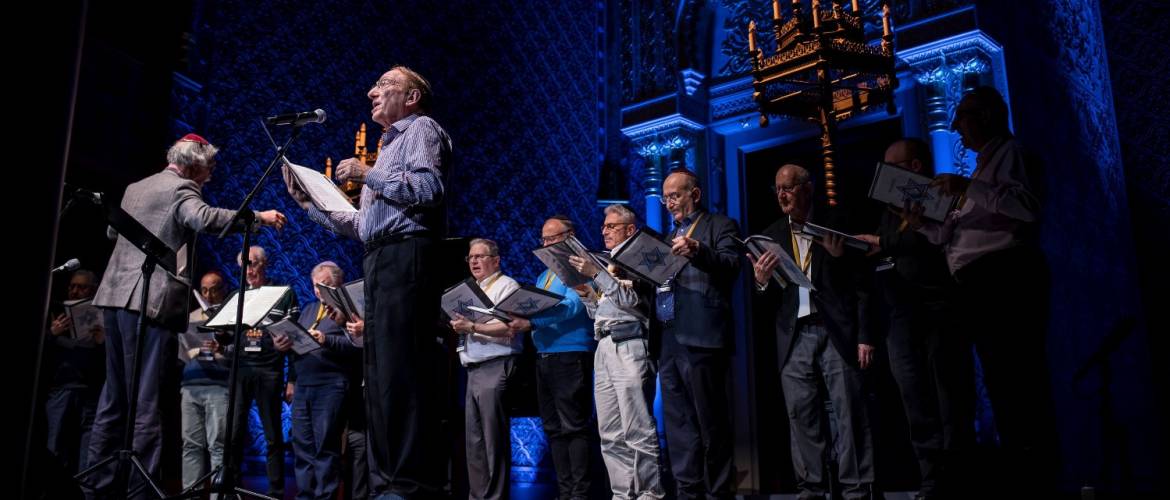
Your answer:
[315,282,362,322]
[177,328,216,363]
[343,279,365,319]
[471,284,565,320]
[265,318,323,355]
[63,298,103,346]
[796,222,872,252]
[868,161,957,222]
[609,227,688,287]
[204,286,292,329]
[735,235,816,290]
[286,162,359,213]
[531,235,610,288]
[441,278,496,323]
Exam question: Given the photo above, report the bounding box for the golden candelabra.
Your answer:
[749,0,898,206]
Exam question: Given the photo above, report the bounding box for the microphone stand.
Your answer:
[170,124,307,500]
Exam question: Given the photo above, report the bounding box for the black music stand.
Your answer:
[73,200,177,499]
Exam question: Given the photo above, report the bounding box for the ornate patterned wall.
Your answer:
[188,0,604,302]
[182,0,603,481]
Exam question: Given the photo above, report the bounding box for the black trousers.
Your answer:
[658,329,735,500]
[535,351,595,500]
[954,245,1058,494]
[363,237,446,498]
[881,275,974,497]
[230,366,286,497]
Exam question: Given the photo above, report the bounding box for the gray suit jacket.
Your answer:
[93,169,236,331]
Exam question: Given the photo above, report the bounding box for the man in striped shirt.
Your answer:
[282,65,453,500]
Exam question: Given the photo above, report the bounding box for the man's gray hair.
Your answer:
[237,245,267,267]
[603,204,637,223]
[311,261,345,283]
[469,238,500,256]
[167,137,219,169]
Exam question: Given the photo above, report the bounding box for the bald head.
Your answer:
[883,138,934,176]
[541,216,574,247]
[774,163,813,220]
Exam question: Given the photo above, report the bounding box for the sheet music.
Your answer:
[205,286,291,329]
[265,318,323,355]
[287,162,359,213]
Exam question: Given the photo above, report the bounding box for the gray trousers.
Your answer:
[465,355,517,500]
[180,384,228,492]
[781,323,874,499]
[594,336,665,500]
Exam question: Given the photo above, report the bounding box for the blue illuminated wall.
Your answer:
[178,0,605,488]
[976,0,1161,493]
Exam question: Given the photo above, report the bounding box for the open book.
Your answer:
[796,222,872,252]
[286,162,359,213]
[204,286,292,329]
[441,278,496,323]
[464,284,565,322]
[265,318,323,355]
[609,227,688,287]
[736,235,816,290]
[315,280,363,322]
[531,235,612,288]
[63,298,103,346]
[868,161,957,222]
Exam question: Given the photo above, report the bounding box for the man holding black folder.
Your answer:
[569,204,665,499]
[656,169,741,500]
[280,261,362,500]
[909,87,1056,495]
[749,163,877,500]
[856,139,972,499]
[447,238,523,500]
[508,216,596,500]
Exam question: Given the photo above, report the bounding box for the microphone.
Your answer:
[51,258,81,274]
[265,109,327,126]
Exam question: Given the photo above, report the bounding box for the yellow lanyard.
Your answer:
[542,272,555,290]
[679,213,704,239]
[310,303,326,330]
[790,228,812,274]
[480,273,502,293]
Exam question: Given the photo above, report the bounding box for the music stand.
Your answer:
[72,200,177,499]
[171,124,308,500]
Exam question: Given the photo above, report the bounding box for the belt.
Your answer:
[363,231,432,253]
[795,313,824,329]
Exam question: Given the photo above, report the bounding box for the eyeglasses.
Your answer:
[601,222,633,232]
[771,181,808,194]
[541,230,572,244]
[464,254,496,262]
[369,78,401,93]
[659,190,693,205]
[200,286,223,294]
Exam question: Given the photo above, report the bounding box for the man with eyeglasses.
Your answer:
[748,163,878,500]
[568,204,665,499]
[276,261,362,500]
[508,216,596,500]
[44,269,105,476]
[178,271,231,496]
[87,134,286,499]
[281,65,453,498]
[855,139,971,500]
[655,168,741,500]
[225,245,299,499]
[448,238,522,500]
[907,87,1056,495]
